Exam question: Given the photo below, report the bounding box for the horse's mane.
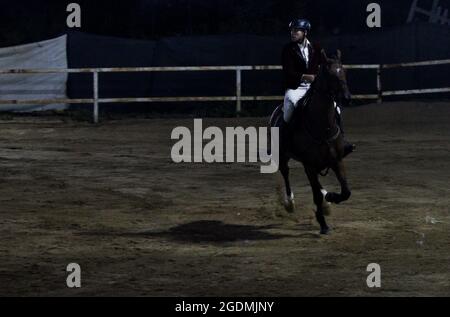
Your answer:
[295,63,331,111]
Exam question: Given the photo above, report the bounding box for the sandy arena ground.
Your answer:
[0,101,449,296]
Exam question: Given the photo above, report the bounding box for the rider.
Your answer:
[281,18,355,156]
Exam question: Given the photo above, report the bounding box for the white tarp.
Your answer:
[0,35,68,112]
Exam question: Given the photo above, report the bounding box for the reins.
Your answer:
[298,67,342,177]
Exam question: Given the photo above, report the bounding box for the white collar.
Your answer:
[298,38,310,49]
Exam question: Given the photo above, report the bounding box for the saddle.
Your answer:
[269,99,355,158]
[269,93,310,129]
[269,104,283,128]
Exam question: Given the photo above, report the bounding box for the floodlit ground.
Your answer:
[0,101,449,296]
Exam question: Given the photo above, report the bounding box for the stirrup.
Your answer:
[343,142,356,158]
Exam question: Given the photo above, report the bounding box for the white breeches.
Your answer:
[283,84,310,122]
[283,83,339,122]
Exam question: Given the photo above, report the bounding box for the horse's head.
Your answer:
[320,49,352,107]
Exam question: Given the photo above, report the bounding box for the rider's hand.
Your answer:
[301,74,315,83]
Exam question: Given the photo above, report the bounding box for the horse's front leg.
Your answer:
[325,160,351,204]
[305,166,329,234]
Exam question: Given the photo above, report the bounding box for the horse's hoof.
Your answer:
[284,200,295,213]
[343,143,356,158]
[325,192,339,204]
[284,193,295,213]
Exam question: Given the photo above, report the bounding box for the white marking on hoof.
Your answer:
[285,192,294,203]
[288,192,294,200]
[284,192,295,213]
[321,189,331,215]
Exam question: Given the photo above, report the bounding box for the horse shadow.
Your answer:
[140,220,294,244]
[79,220,299,244]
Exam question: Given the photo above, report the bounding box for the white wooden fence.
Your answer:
[0,59,449,123]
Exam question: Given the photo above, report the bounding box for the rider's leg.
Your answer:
[279,96,293,145]
[283,85,308,123]
[283,99,295,123]
[283,90,299,123]
[335,104,344,134]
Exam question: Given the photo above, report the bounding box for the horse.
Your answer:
[270,49,352,234]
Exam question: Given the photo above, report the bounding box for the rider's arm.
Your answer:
[282,47,304,88]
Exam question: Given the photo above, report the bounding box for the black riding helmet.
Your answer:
[289,19,312,32]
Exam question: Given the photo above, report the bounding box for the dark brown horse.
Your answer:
[270,49,352,234]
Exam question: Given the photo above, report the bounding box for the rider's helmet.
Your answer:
[289,19,312,32]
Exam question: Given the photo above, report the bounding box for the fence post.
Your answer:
[377,65,382,103]
[236,68,242,116]
[93,71,99,123]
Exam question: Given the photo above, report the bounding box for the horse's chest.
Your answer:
[289,141,332,169]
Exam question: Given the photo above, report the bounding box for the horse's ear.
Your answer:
[336,49,342,61]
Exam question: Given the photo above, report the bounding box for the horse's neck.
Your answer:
[307,74,336,131]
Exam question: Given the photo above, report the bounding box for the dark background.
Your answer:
[1,0,449,116]
[0,0,439,46]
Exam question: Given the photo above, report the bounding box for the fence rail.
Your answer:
[0,58,449,123]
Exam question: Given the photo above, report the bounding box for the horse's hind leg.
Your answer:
[325,161,351,204]
[305,166,329,234]
[279,156,295,213]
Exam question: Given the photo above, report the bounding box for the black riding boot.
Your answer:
[277,116,289,146]
[336,107,356,157]
[269,114,287,155]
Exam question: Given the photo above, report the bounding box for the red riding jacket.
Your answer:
[282,40,321,90]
